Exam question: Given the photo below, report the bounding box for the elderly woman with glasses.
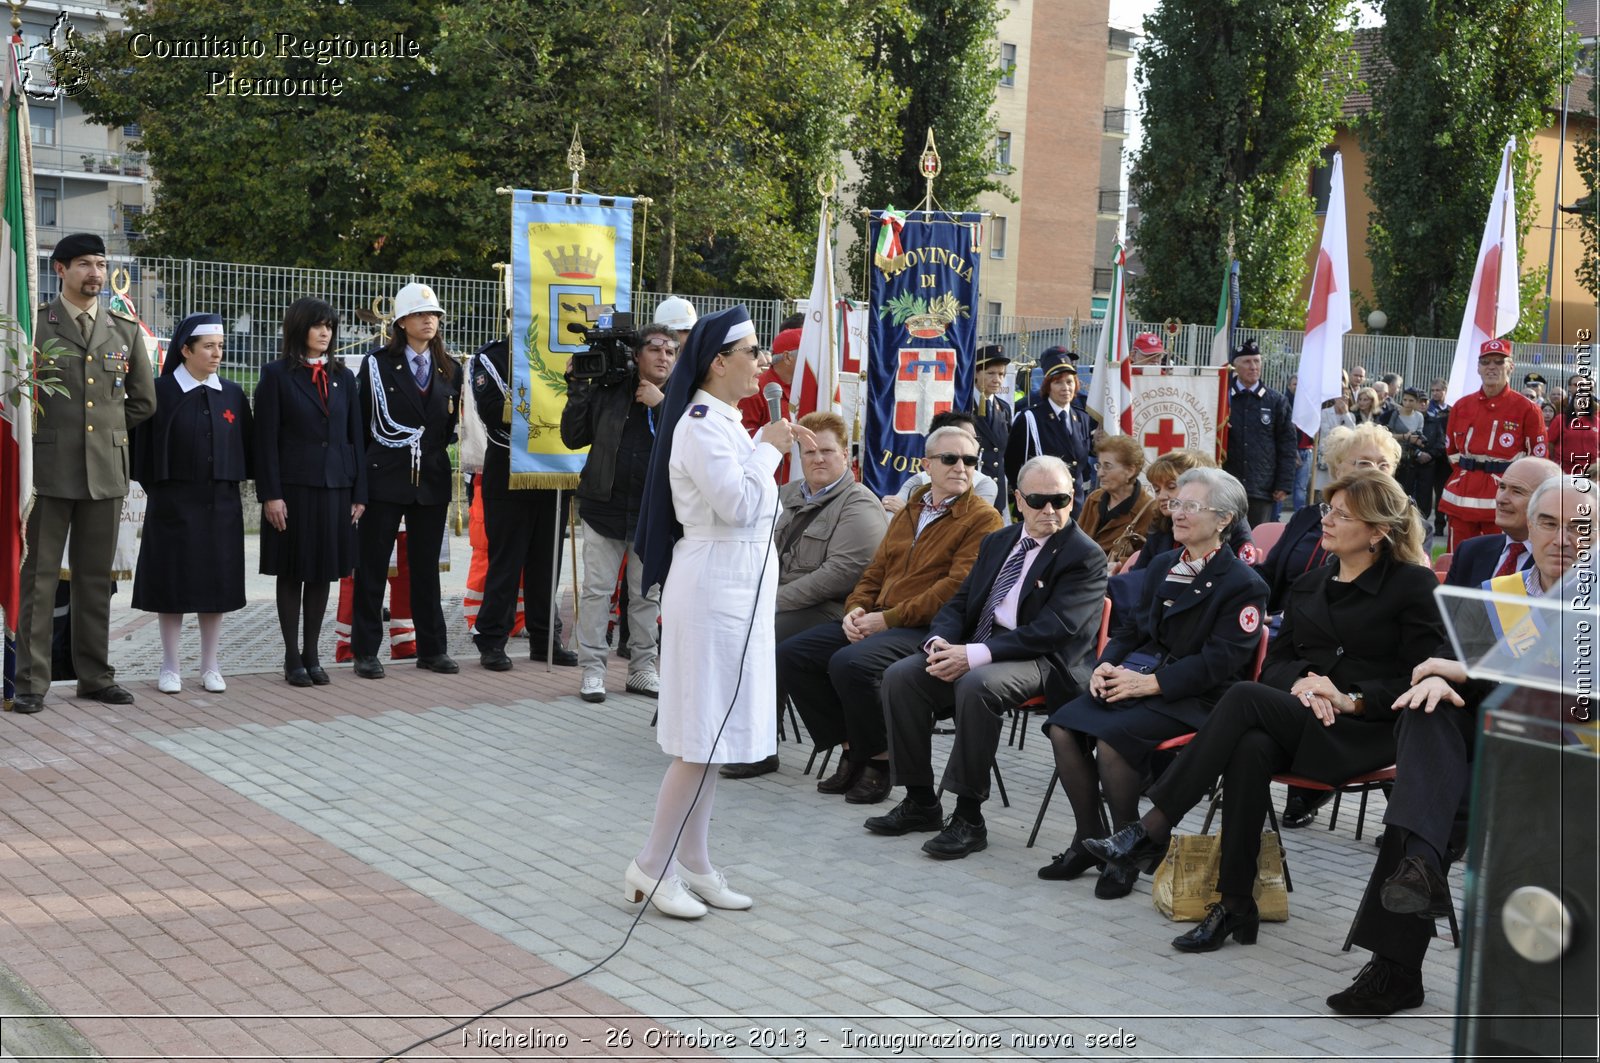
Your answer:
[1087,472,1444,953]
[1039,468,1268,898]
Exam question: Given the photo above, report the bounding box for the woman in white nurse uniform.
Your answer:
[627,305,814,918]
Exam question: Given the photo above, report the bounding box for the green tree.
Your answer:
[1361,0,1574,339]
[850,0,1010,282]
[1570,59,1599,303]
[1128,0,1355,330]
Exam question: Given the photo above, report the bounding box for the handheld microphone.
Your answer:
[763,381,784,424]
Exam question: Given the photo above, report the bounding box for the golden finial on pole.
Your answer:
[9,2,24,35]
[566,125,586,195]
[917,127,941,211]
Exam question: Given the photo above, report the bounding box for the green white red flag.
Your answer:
[1,34,35,626]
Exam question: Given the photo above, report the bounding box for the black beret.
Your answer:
[51,233,106,264]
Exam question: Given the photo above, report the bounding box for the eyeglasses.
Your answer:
[1351,458,1394,472]
[1317,502,1358,523]
[641,339,678,354]
[927,452,979,468]
[1020,492,1072,511]
[1163,499,1226,516]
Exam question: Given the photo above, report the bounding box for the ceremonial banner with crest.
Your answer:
[1128,366,1229,465]
[864,210,982,497]
[509,191,633,487]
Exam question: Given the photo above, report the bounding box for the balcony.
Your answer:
[1109,28,1137,54]
[1097,188,1123,215]
[1103,108,1130,134]
[28,144,149,182]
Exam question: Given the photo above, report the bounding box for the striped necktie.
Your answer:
[974,536,1037,642]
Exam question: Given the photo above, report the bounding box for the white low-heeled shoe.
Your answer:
[623,860,707,919]
[679,866,753,910]
[201,670,227,693]
[158,671,181,694]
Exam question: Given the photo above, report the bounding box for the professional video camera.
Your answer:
[565,303,640,387]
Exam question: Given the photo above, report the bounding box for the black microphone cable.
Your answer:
[372,447,788,1062]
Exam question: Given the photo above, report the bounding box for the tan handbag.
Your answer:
[1151,830,1290,923]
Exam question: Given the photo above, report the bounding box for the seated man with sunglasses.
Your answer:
[777,425,1004,804]
[868,456,1108,858]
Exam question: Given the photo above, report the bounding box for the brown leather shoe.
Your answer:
[844,762,892,804]
[815,756,864,794]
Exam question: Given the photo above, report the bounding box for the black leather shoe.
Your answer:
[80,684,135,705]
[533,645,579,667]
[416,654,459,674]
[1326,957,1426,1015]
[815,756,864,795]
[1038,842,1104,881]
[7,693,44,714]
[1082,822,1168,874]
[353,656,386,680]
[843,763,892,804]
[1380,855,1453,918]
[1282,788,1332,829]
[1094,862,1139,899]
[720,755,779,779]
[478,647,513,671]
[864,796,944,835]
[302,660,331,685]
[285,667,313,688]
[922,814,988,859]
[1172,900,1260,952]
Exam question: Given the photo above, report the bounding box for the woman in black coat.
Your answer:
[1087,471,1444,953]
[349,283,463,678]
[255,297,367,687]
[131,313,252,695]
[1040,468,1267,899]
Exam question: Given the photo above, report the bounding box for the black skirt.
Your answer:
[132,480,246,614]
[258,482,357,582]
[1044,691,1199,773]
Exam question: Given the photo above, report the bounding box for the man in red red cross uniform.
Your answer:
[1438,338,1549,550]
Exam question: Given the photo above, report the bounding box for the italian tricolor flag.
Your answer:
[2,33,35,642]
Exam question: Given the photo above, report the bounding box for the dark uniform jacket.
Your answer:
[131,375,252,485]
[1004,396,1094,511]
[469,339,522,501]
[1102,546,1268,730]
[32,295,157,499]
[1223,381,1296,501]
[253,358,367,503]
[355,348,462,506]
[927,520,1108,706]
[968,394,1012,504]
[1260,555,1446,778]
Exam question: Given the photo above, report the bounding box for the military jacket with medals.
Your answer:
[32,294,157,500]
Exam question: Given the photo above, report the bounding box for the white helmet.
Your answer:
[652,295,697,331]
[393,282,445,321]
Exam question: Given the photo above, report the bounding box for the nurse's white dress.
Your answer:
[655,389,783,763]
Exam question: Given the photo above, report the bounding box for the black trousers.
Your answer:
[1148,682,1332,897]
[776,622,927,760]
[1246,498,1277,528]
[478,488,567,654]
[352,499,449,658]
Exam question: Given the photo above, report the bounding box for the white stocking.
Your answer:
[635,758,718,879]
[158,614,183,674]
[198,613,223,674]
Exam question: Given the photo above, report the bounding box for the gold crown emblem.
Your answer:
[544,244,603,279]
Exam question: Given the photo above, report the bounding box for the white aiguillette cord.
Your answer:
[366,353,426,483]
[475,350,510,450]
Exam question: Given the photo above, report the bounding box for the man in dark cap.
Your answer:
[966,344,1012,512]
[9,234,157,714]
[1221,339,1295,527]
[1003,347,1094,519]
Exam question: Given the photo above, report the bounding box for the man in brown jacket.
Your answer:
[777,425,1004,803]
[10,234,156,713]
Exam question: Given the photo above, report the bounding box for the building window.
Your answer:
[990,216,1007,259]
[123,123,143,139]
[1309,148,1337,214]
[30,104,55,146]
[37,188,57,228]
[122,204,144,239]
[999,43,1016,87]
[987,300,1003,322]
[994,131,1012,171]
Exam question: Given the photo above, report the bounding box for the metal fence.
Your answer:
[51,254,1581,397]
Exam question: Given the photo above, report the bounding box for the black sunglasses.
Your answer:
[927,452,979,467]
[1020,492,1072,511]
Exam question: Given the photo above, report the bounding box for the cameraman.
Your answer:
[560,324,679,703]
[1389,386,1446,520]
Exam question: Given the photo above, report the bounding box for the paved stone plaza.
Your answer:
[0,534,1463,1060]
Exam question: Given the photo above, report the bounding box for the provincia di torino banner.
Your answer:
[862,209,984,497]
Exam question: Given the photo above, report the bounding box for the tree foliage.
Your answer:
[1572,60,1600,303]
[1361,0,1574,339]
[1128,0,1355,330]
[72,1,906,296]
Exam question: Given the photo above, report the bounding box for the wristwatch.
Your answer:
[1345,690,1365,714]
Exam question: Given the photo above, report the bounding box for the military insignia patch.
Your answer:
[1239,605,1261,633]
[688,404,708,419]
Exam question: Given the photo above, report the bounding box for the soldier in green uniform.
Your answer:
[8,234,156,714]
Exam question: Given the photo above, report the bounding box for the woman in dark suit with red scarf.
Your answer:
[255,297,367,687]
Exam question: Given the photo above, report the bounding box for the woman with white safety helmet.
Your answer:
[348,282,464,679]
